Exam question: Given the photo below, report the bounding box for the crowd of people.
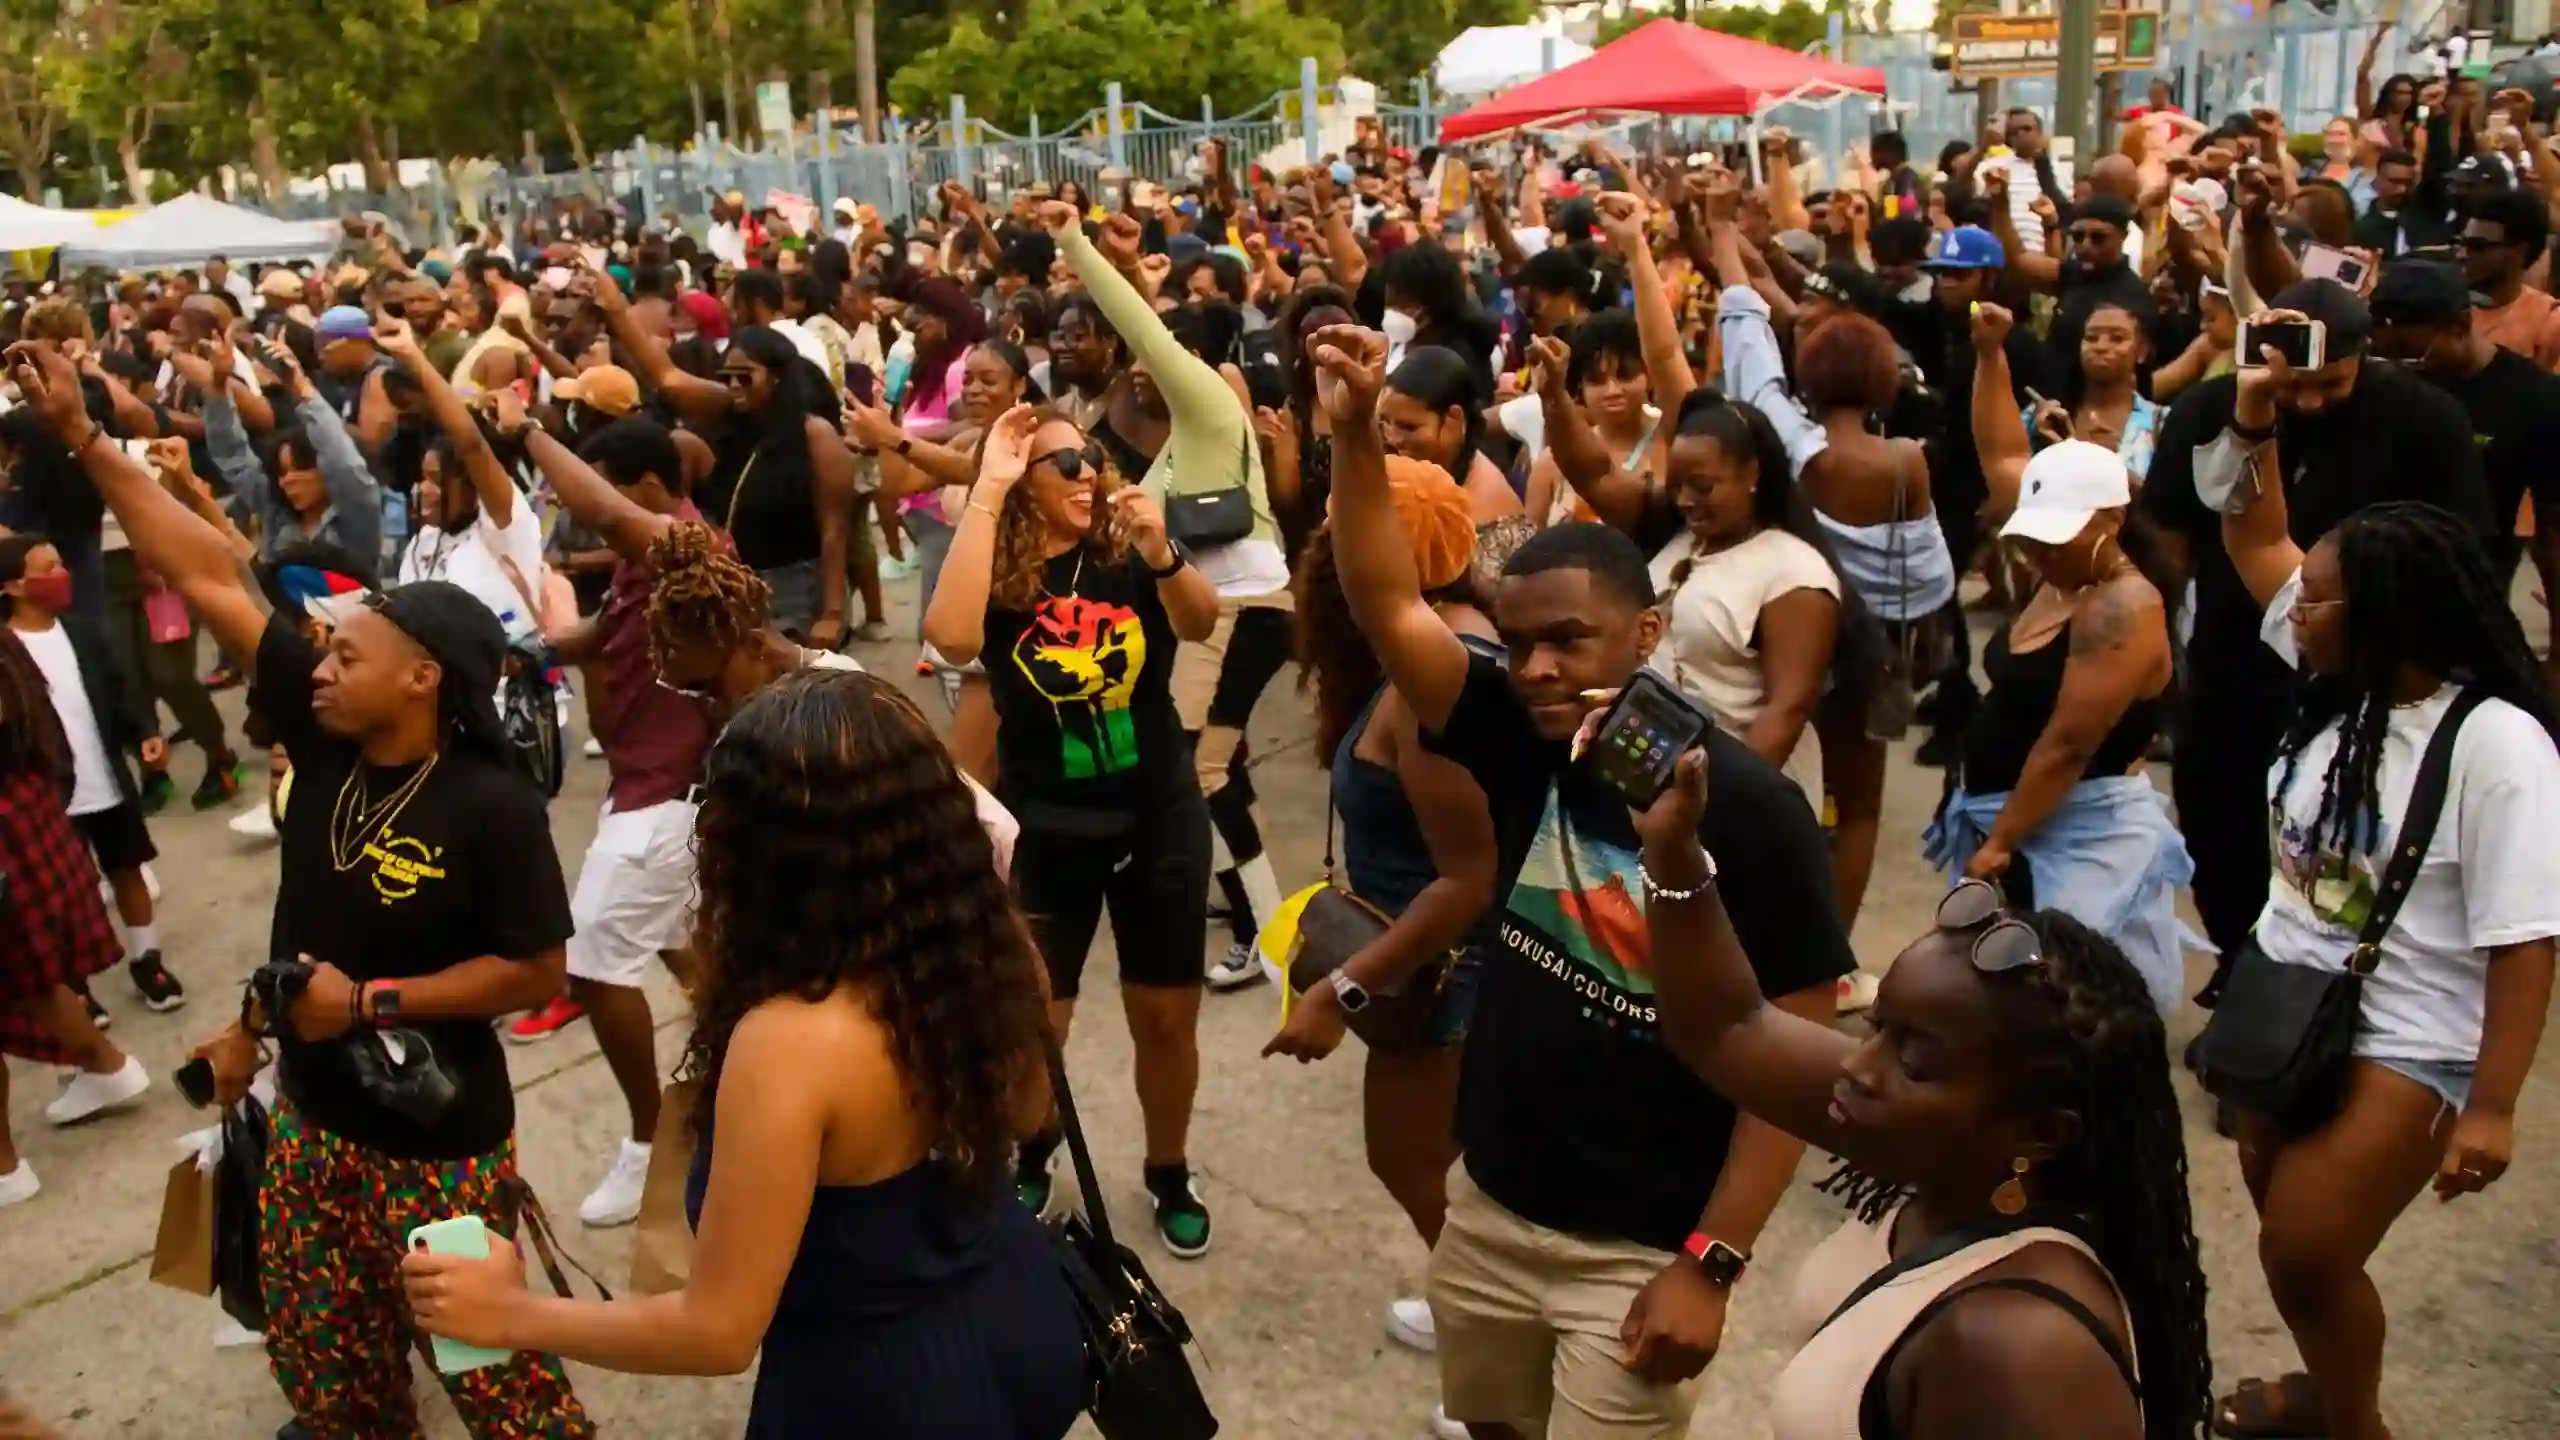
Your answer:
[1,39,2555,1440]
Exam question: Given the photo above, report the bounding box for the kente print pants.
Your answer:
[259,1096,592,1438]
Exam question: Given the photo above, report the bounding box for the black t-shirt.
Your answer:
[1422,650,1855,1251]
[252,616,573,1160]
[2141,364,2496,697]
[981,548,1190,827]
[2432,348,2560,577]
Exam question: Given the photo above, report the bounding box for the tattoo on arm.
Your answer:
[2070,581,2138,656]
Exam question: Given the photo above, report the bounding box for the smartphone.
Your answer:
[1582,671,1712,811]
[2299,243,2372,292]
[174,1056,216,1108]
[406,1217,516,1373]
[2236,316,2327,370]
[120,438,153,463]
[845,363,877,407]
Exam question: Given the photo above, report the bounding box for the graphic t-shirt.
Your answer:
[980,548,1187,826]
[253,616,574,1160]
[2251,573,2560,1064]
[1423,648,1854,1251]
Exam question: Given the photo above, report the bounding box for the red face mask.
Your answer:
[14,571,73,614]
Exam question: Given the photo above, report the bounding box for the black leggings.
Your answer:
[1196,607,1293,944]
[1012,785,1213,1000]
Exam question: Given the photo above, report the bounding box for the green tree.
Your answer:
[1303,0,1531,88]
[47,1,203,203]
[1598,2,1837,54]
[0,0,68,198]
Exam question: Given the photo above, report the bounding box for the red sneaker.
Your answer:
[507,994,587,1044]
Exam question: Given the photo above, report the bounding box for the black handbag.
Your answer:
[1043,1047,1219,1440]
[1285,792,1451,1053]
[2193,688,2484,1131]
[214,1094,270,1333]
[1160,430,1258,550]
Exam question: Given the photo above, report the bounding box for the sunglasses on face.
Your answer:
[2457,234,2513,251]
[719,369,758,388]
[1937,879,2043,974]
[1035,448,1090,481]
[2067,226,2116,245]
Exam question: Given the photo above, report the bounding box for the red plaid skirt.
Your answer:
[0,766,120,1062]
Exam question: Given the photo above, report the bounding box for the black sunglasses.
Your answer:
[718,369,757,388]
[1937,879,2044,974]
[2457,234,2512,252]
[1035,448,1088,481]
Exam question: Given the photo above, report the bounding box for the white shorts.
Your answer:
[566,797,700,988]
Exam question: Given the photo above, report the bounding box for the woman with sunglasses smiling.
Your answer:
[2202,369,2560,1440]
[923,402,1225,1259]
[1630,749,2211,1440]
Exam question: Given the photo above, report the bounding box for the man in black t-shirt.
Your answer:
[1,339,592,1437]
[1314,326,1850,1438]
[2141,279,2495,995]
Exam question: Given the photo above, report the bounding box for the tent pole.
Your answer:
[1747,114,1765,188]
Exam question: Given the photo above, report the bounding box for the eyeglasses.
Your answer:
[1937,879,2043,974]
[718,370,756,389]
[2287,596,2345,621]
[1035,448,1088,481]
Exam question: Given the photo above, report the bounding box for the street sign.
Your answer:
[1950,11,2163,79]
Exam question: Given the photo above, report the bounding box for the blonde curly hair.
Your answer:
[985,407,1133,611]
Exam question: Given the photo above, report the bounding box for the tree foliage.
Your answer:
[1597,2,1840,56]
[1302,0,1530,91]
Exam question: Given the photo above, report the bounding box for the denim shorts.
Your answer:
[2371,1056,2475,1113]
[1421,953,1487,1049]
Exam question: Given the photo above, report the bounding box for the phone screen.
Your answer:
[2238,318,2324,370]
[2299,244,2370,292]
[845,363,877,406]
[1584,673,1711,810]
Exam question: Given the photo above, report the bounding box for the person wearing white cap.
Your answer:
[1924,436,2197,1014]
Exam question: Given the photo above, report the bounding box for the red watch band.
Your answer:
[1683,1232,1749,1284]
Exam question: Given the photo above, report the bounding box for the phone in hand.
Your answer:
[2298,243,2372,293]
[406,1216,516,1372]
[1582,671,1712,811]
[174,1056,216,1108]
[2236,316,2327,370]
[845,363,877,407]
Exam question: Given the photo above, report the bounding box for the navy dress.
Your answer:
[687,1116,1086,1438]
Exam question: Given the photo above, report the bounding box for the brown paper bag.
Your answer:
[150,1153,216,1296]
[628,1078,701,1296]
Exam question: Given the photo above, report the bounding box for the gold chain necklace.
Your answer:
[329,754,441,872]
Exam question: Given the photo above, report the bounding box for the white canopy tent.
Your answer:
[59,193,336,270]
[0,194,99,250]
[1433,22,1594,98]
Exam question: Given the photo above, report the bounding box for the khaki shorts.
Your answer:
[1170,590,1293,730]
[1427,1167,1705,1440]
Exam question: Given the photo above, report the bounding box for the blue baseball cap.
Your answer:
[315,305,373,342]
[1924,225,2005,271]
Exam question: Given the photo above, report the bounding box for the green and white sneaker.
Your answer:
[1145,1163,1211,1259]
[1017,1145,1056,1218]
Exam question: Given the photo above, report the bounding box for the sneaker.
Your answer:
[128,951,186,1012]
[507,994,588,1044]
[1386,1296,1437,1354]
[1144,1163,1211,1259]
[878,554,917,580]
[80,986,110,1032]
[1426,1406,1471,1440]
[46,1055,149,1125]
[0,1160,38,1208]
[581,736,605,759]
[203,663,242,691]
[578,1139,653,1228]
[229,804,278,840]
[1912,730,1961,769]
[1205,941,1270,992]
[1016,1145,1056,1217]
[190,760,246,812]
[138,769,177,816]
[1837,971,1881,1015]
[853,619,893,644]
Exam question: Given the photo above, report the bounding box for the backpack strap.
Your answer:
[2350,686,2488,975]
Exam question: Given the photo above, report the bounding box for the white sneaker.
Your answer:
[229,804,277,840]
[1837,970,1881,1015]
[1426,1405,1470,1440]
[581,737,605,759]
[1386,1296,1437,1353]
[1205,941,1269,992]
[46,1055,149,1126]
[0,1160,38,1208]
[578,1138,653,1228]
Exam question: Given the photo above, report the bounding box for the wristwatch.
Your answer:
[370,984,403,1025]
[1145,541,1190,580]
[1328,970,1372,1014]
[1682,1232,1749,1288]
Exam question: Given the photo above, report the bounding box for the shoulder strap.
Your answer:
[2353,686,2489,972]
[1046,1042,1120,1253]
[1856,1276,2138,1440]
[1810,1211,2063,1340]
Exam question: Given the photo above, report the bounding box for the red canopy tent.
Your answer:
[1438,18,1887,144]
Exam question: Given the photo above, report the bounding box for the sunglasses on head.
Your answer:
[1937,879,2044,974]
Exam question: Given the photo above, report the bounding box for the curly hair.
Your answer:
[1795,311,1902,415]
[1292,521,1488,761]
[677,667,1051,1202]
[985,413,1133,612]
[1817,911,2211,1440]
[646,521,770,668]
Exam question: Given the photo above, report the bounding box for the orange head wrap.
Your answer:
[1380,456,1478,593]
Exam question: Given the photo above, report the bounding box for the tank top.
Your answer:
[1333,689,1438,916]
[703,437,821,573]
[1770,1206,2140,1440]
[1960,616,2162,796]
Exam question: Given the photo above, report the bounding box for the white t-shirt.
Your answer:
[768,318,834,378]
[19,621,121,815]
[398,499,548,641]
[2254,570,2560,1062]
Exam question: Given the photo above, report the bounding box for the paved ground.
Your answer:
[5,578,2559,1439]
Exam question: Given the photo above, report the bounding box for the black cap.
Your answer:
[369,581,510,759]
[2368,259,2472,327]
[2268,277,2375,358]
[2078,195,2138,233]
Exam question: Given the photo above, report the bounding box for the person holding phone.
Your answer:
[200,329,384,580]
[1315,321,1850,1440]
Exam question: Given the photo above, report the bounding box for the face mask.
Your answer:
[14,571,72,614]
[1381,309,1420,347]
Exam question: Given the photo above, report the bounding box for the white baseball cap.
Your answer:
[2001,440,2131,545]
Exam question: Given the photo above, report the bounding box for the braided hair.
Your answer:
[2274,502,2558,863]
[1817,912,2210,1440]
[645,521,770,671]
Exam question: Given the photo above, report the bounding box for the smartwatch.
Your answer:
[1682,1232,1749,1288]
[370,984,403,1025]
[1146,540,1190,580]
[1328,970,1371,1014]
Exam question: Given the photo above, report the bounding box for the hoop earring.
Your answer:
[1991,1156,2032,1216]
